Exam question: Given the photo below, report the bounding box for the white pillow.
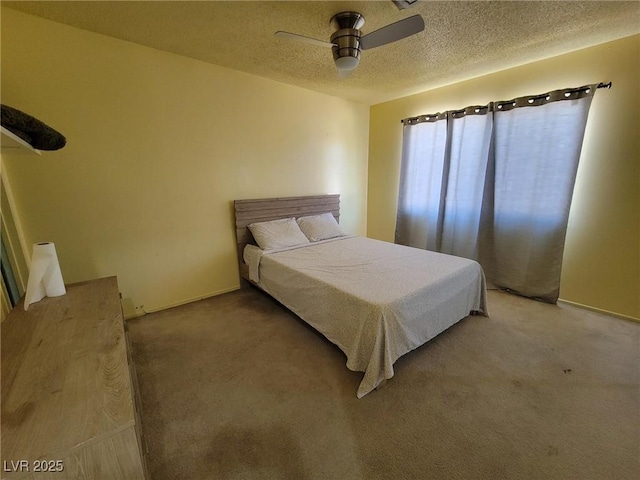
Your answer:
[248,217,310,251]
[296,212,346,242]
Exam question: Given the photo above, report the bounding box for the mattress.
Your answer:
[244,236,488,398]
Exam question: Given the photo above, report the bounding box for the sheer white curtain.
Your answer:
[396,86,596,303]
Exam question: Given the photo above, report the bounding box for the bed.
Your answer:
[234,194,488,398]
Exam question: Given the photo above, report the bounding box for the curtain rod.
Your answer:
[401,82,612,124]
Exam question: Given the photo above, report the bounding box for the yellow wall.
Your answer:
[3,8,637,320]
[368,35,640,319]
[1,8,369,317]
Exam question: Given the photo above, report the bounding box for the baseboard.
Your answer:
[123,285,241,320]
[557,298,639,323]
[122,288,639,323]
[124,311,147,320]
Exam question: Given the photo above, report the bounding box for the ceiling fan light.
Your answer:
[335,56,360,71]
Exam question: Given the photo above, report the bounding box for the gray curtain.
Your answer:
[396,85,597,303]
[396,113,448,251]
[441,106,493,260]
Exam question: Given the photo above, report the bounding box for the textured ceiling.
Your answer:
[4,1,640,105]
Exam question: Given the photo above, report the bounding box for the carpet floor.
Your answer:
[127,288,639,480]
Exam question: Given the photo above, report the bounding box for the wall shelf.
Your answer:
[0,126,41,155]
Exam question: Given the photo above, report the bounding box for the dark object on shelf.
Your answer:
[1,104,66,150]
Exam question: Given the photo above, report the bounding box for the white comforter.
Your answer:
[244,236,488,398]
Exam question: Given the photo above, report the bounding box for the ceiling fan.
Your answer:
[275,11,425,78]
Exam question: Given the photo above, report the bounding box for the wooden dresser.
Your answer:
[1,277,148,479]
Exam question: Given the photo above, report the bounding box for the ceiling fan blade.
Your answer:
[360,15,425,50]
[275,31,336,48]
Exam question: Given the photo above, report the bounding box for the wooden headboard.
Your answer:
[233,194,340,285]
